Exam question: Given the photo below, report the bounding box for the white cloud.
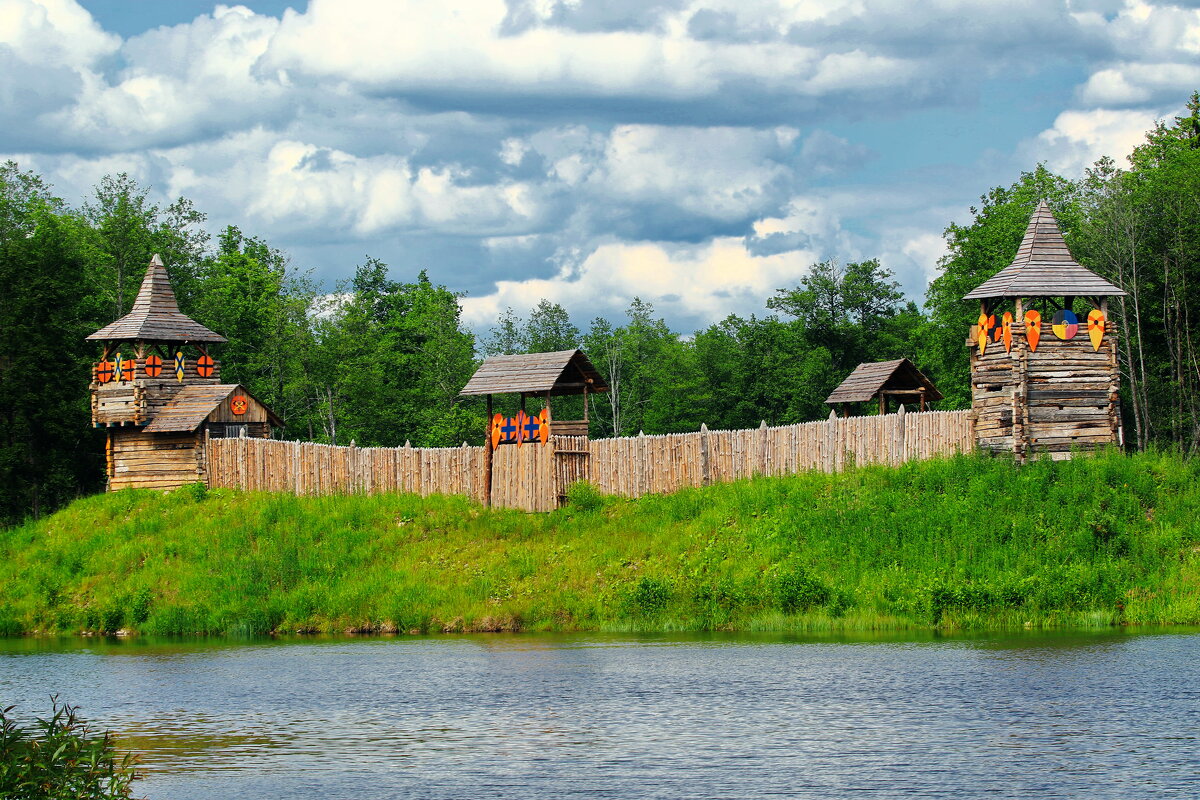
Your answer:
[1028,107,1161,173]
[460,234,821,329]
[0,0,118,66]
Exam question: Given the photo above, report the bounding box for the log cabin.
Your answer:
[964,200,1125,460]
[87,254,282,490]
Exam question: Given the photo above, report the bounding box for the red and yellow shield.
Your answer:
[231,395,248,415]
[1024,309,1041,352]
[1087,309,1105,351]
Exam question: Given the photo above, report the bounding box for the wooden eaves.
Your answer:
[825,358,941,414]
[459,349,609,397]
[964,200,1127,302]
[87,254,227,344]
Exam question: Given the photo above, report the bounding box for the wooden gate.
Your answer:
[487,433,590,511]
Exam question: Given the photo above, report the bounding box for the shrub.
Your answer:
[775,568,830,613]
[0,697,141,799]
[628,577,672,615]
[564,481,605,512]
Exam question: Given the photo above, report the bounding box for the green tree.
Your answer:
[0,163,107,524]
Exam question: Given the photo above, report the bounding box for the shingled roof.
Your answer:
[825,358,942,405]
[964,200,1126,300]
[142,384,282,433]
[459,349,609,396]
[87,254,227,343]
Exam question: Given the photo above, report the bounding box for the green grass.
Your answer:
[2,449,1200,636]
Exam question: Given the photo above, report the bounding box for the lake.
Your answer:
[1,630,1198,799]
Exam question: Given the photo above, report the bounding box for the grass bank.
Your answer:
[2,450,1199,636]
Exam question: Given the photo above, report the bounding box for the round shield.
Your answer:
[120,358,135,382]
[1052,309,1079,340]
[144,354,163,378]
[538,407,550,445]
[196,354,215,378]
[231,395,248,415]
[96,360,114,384]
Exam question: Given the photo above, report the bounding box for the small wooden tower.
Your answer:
[87,255,281,490]
[825,358,942,417]
[964,201,1126,460]
[459,349,609,506]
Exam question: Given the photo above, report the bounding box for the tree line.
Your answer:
[2,92,1198,524]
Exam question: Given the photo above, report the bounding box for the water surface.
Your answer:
[2,629,1197,799]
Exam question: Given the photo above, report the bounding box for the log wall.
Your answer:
[970,321,1120,460]
[108,430,204,491]
[205,409,972,510]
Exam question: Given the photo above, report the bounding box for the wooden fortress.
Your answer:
[965,201,1125,460]
[88,255,280,490]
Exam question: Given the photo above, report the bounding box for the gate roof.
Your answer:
[825,358,942,404]
[459,349,609,396]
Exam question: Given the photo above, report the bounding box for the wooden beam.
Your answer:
[484,394,493,508]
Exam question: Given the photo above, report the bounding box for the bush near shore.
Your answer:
[1,450,1199,637]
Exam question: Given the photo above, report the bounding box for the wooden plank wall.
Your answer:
[205,410,973,509]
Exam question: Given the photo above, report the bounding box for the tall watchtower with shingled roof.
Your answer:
[964,200,1126,460]
[87,254,281,491]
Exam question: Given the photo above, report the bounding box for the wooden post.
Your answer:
[484,393,493,507]
[826,409,838,472]
[699,423,711,487]
[757,419,768,477]
[582,384,589,425]
[894,403,905,465]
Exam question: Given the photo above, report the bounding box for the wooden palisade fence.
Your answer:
[206,407,972,511]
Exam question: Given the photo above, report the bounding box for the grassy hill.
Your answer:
[2,450,1198,636]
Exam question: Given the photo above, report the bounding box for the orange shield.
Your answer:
[1024,309,1041,352]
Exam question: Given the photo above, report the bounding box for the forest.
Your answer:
[1,93,1198,526]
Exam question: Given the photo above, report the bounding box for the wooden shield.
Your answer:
[144,354,163,378]
[174,352,186,383]
[515,410,527,447]
[96,360,114,384]
[120,358,134,382]
[197,354,215,378]
[538,407,550,445]
[1087,309,1105,351]
[491,413,504,449]
[1024,309,1041,352]
[1001,312,1013,353]
[1052,309,1079,341]
[976,312,989,355]
[231,395,248,415]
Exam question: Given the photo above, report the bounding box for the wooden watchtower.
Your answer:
[964,201,1126,460]
[459,349,608,506]
[87,254,281,490]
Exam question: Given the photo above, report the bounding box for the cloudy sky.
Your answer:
[2,0,1196,332]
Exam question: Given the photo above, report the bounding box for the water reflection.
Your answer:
[2,630,1198,799]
